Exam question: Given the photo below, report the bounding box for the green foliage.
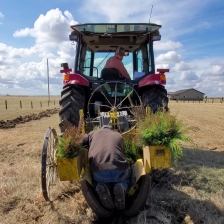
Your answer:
[138,109,191,161]
[128,106,191,161]
[124,139,142,164]
[93,125,99,130]
[56,122,85,159]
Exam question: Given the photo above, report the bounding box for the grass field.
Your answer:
[0,100,224,223]
[0,96,60,120]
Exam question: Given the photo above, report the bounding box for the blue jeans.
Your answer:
[93,168,131,191]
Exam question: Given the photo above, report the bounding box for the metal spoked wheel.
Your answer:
[41,127,59,201]
[87,81,142,134]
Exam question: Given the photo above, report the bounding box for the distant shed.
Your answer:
[168,88,205,101]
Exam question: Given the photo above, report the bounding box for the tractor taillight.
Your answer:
[63,75,70,81]
[160,74,166,81]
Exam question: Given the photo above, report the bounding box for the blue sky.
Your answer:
[0,0,224,96]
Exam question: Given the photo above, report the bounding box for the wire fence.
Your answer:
[171,97,224,103]
[4,100,60,110]
[0,97,60,110]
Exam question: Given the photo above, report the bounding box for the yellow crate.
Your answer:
[57,151,88,181]
[57,157,80,181]
[143,145,171,173]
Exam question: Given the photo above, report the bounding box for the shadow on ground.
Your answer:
[127,147,224,224]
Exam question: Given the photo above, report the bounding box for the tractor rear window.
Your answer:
[93,52,133,79]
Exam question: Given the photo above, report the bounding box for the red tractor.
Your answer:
[53,23,171,218]
[59,23,169,131]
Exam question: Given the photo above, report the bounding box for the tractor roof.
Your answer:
[70,23,162,52]
[71,23,161,35]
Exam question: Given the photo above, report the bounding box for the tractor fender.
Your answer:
[63,73,90,87]
[138,74,166,88]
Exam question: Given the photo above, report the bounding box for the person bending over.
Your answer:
[82,125,130,210]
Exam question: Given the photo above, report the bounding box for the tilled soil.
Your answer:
[0,108,59,129]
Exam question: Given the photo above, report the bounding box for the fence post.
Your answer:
[31,101,33,109]
[20,101,22,108]
[48,101,49,107]
[212,99,214,103]
[40,101,42,108]
[5,100,7,109]
[54,100,55,106]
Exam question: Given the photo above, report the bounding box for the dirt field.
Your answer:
[0,101,224,224]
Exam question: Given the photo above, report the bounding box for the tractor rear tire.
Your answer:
[81,180,113,218]
[141,85,168,113]
[59,85,85,131]
[124,174,151,217]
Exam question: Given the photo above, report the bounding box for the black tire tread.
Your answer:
[59,85,85,129]
[142,85,169,113]
[81,180,113,218]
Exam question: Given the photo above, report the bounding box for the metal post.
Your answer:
[47,58,50,102]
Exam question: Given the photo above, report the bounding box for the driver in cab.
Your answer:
[104,47,131,80]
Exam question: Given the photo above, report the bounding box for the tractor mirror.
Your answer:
[69,34,79,41]
[152,35,161,41]
[61,63,69,69]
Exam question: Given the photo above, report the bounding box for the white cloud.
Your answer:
[164,57,224,96]
[179,71,198,81]
[13,28,32,37]
[13,8,78,44]
[81,0,203,24]
[211,60,224,66]
[0,9,78,95]
[156,51,181,63]
[64,10,78,25]
[154,41,182,51]
[172,61,197,72]
[201,61,224,80]
[0,12,4,25]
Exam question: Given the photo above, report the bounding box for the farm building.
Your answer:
[168,88,205,101]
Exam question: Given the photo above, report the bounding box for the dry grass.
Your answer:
[0,101,224,223]
[0,95,60,120]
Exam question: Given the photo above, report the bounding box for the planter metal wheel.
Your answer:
[87,81,142,134]
[41,127,59,201]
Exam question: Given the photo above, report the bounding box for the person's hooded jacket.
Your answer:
[82,125,129,172]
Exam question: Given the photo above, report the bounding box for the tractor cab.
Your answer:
[68,23,162,82]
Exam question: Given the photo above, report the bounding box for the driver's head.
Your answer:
[115,47,126,60]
